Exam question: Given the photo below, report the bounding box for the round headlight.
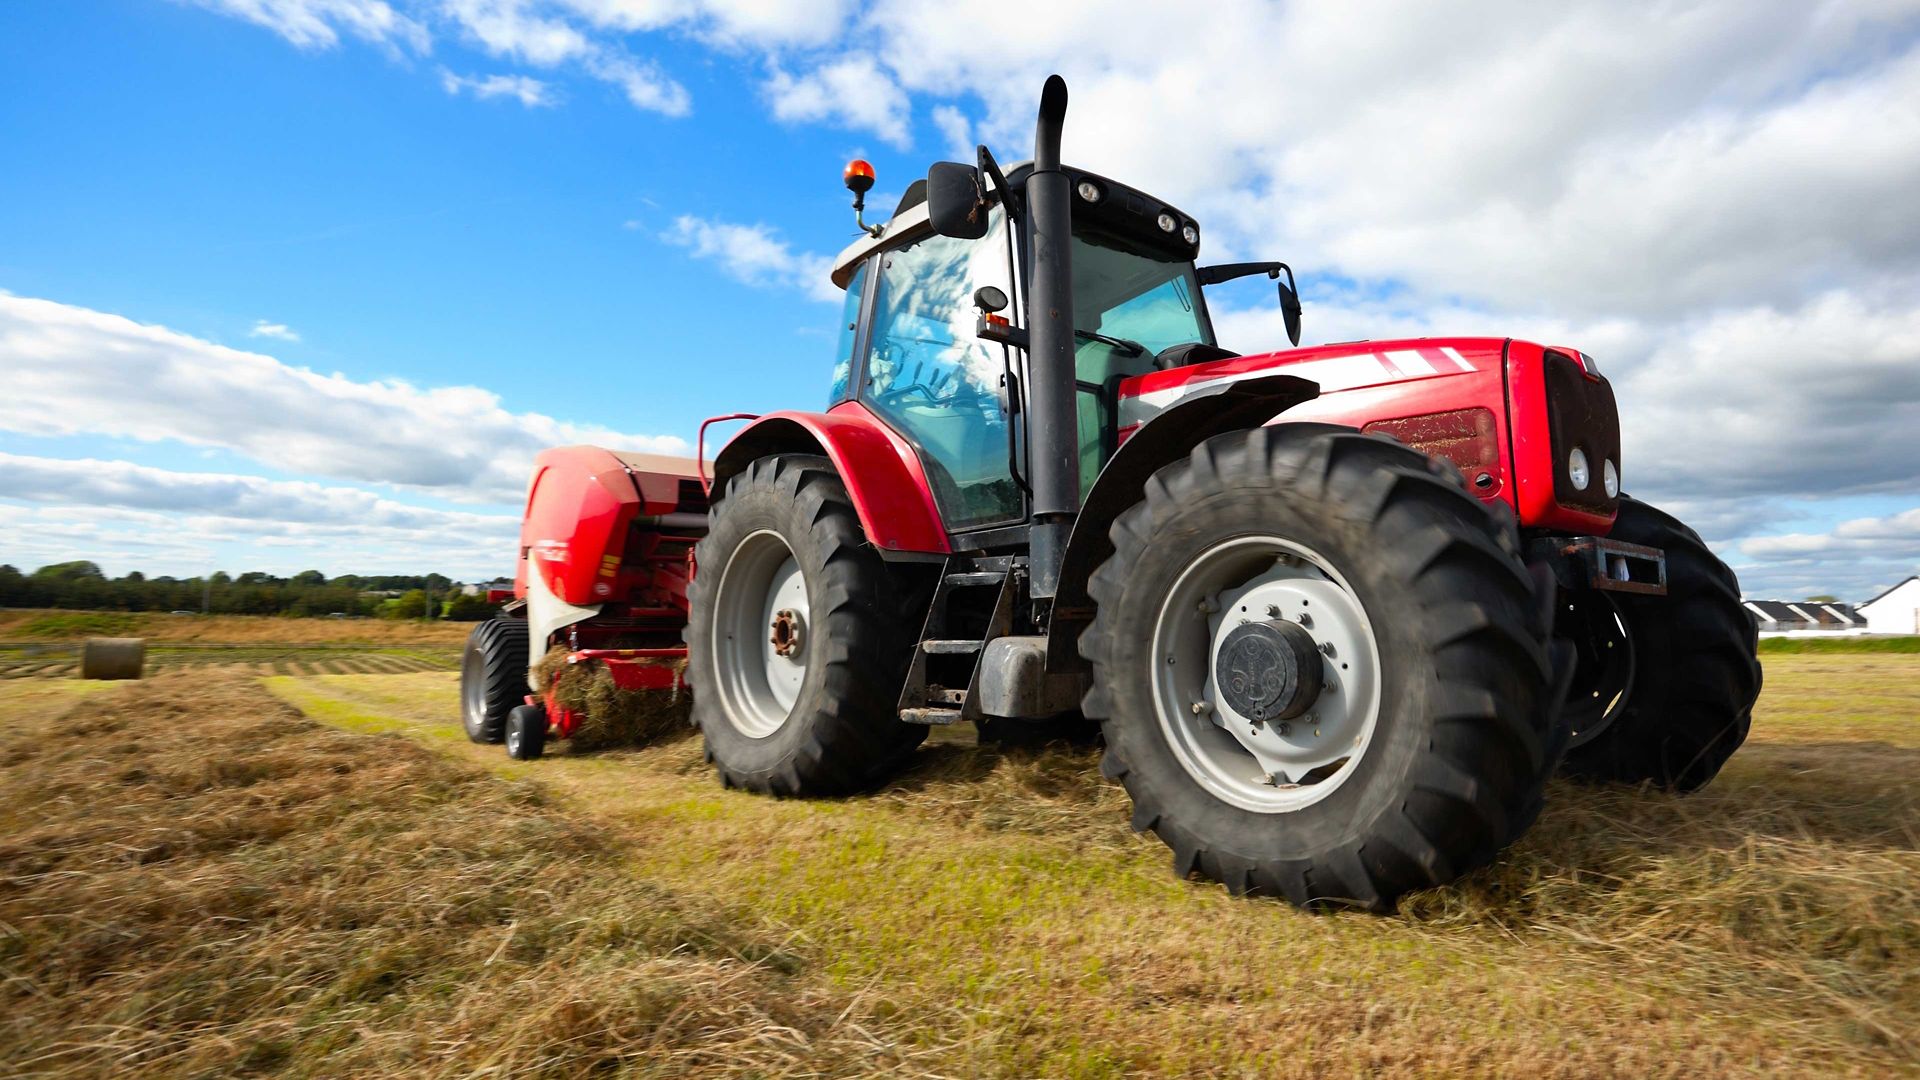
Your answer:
[1181,222,1199,245]
[1076,180,1102,203]
[1156,211,1177,233]
[1568,448,1590,490]
[1603,458,1619,498]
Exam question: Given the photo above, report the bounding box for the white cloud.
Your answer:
[440,68,557,106]
[0,293,687,503]
[661,215,840,302]
[553,0,854,47]
[248,319,302,341]
[0,454,522,580]
[764,57,911,148]
[582,49,691,114]
[188,0,430,52]
[1734,508,1920,602]
[438,0,590,64]
[931,104,972,161]
[437,0,691,114]
[0,452,514,531]
[0,501,515,581]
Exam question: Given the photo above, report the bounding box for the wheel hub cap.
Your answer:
[1215,618,1323,722]
[1150,537,1383,814]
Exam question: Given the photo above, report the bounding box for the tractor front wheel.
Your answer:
[686,454,928,795]
[1557,497,1760,790]
[1081,425,1557,911]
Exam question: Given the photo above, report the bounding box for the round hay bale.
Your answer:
[80,637,146,680]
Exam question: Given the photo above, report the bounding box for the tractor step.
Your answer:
[900,707,965,725]
[943,571,1005,586]
[922,639,983,654]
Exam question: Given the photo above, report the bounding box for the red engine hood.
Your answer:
[1117,336,1511,430]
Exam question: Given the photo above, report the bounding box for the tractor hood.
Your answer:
[1116,337,1509,433]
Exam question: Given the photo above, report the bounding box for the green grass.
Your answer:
[1759,635,1920,653]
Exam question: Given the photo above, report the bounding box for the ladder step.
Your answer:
[943,572,1005,586]
[900,707,965,725]
[922,639,983,654]
[929,687,967,705]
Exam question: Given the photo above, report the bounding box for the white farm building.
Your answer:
[1857,577,1920,636]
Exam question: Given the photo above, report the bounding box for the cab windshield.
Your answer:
[1070,229,1211,490]
[1072,230,1211,357]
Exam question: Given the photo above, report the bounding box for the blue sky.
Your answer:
[3,0,1919,600]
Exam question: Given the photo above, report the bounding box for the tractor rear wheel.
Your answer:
[687,454,928,795]
[461,616,528,744]
[1081,425,1557,911]
[1557,497,1760,790]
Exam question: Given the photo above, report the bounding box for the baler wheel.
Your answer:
[505,703,547,760]
[1557,497,1760,790]
[687,454,928,795]
[1081,424,1557,912]
[461,617,529,744]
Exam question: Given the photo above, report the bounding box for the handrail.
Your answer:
[695,413,760,493]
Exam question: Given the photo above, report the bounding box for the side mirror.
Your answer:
[926,161,989,239]
[1278,280,1302,347]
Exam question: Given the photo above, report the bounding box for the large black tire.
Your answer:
[1081,425,1557,911]
[461,617,528,744]
[686,455,928,795]
[1558,497,1760,790]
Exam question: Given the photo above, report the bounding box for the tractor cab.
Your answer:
[827,159,1289,545]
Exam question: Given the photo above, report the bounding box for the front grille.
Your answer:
[1542,350,1620,513]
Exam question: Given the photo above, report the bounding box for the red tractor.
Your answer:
[462,76,1759,910]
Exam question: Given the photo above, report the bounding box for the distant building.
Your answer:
[1742,600,1864,635]
[1858,577,1920,636]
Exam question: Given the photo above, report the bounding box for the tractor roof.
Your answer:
[827,161,1201,292]
[829,181,935,289]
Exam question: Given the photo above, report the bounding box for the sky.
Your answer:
[2,0,1918,601]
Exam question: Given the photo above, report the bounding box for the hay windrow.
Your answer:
[0,672,951,1078]
[535,645,692,752]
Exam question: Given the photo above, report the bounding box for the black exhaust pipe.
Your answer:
[1025,74,1075,601]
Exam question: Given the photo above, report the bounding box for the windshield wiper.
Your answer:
[1075,328,1146,356]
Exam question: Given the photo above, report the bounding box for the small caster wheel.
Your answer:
[505,704,547,760]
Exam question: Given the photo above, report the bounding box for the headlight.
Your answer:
[1156,211,1177,233]
[1568,448,1590,490]
[1181,222,1199,245]
[1603,459,1619,498]
[1076,180,1102,203]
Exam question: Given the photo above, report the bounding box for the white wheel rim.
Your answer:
[711,529,809,739]
[1149,535,1383,813]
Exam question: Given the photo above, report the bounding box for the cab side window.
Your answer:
[826,262,867,407]
[862,213,1018,530]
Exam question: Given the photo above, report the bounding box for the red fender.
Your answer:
[708,402,951,555]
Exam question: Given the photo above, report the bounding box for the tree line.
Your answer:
[0,562,503,620]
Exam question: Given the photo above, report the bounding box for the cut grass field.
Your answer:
[0,608,477,645]
[1,657,1914,1076]
[0,642,462,679]
[0,609,468,679]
